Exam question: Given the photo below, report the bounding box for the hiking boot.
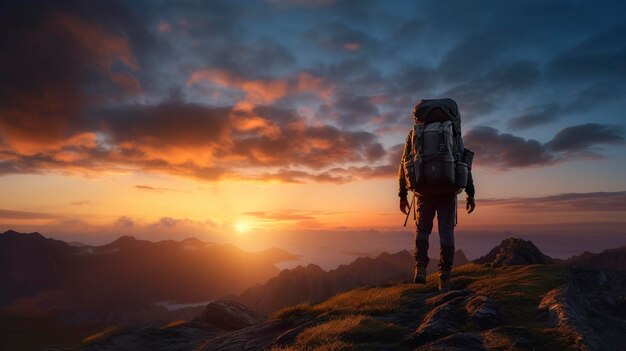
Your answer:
[413,265,426,284]
[438,270,451,292]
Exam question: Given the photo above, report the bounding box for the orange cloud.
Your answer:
[295,72,334,100]
[1,96,392,184]
[187,69,333,104]
[188,69,288,104]
[54,14,139,72]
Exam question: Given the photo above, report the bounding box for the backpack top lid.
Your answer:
[413,98,460,127]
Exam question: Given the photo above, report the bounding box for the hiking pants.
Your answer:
[413,193,456,272]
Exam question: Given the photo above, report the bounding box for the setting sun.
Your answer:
[234,221,251,233]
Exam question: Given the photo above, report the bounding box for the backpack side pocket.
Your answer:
[403,154,421,190]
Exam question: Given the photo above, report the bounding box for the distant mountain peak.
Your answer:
[102,235,143,250]
[305,263,324,271]
[111,235,137,244]
[454,249,469,264]
[1,229,45,240]
[474,237,552,267]
[181,237,206,245]
[564,245,626,271]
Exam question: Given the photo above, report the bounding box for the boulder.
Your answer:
[409,296,469,344]
[197,300,266,331]
[466,295,500,329]
[426,289,473,307]
[408,289,502,347]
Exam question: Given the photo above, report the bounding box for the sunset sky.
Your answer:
[1,0,625,260]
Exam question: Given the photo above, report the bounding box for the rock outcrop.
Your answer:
[197,300,265,331]
[198,316,315,351]
[538,266,626,351]
[466,295,500,329]
[406,289,500,350]
[411,293,469,344]
[407,289,501,348]
[474,237,552,267]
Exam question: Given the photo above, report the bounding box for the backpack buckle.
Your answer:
[439,144,445,152]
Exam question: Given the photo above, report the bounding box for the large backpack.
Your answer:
[402,99,469,195]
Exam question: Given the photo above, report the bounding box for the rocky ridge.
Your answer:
[538,266,626,350]
[51,237,626,350]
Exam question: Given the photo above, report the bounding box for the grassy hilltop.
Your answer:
[267,263,568,350]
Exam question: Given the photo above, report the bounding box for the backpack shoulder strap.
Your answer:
[413,124,424,156]
[450,123,463,161]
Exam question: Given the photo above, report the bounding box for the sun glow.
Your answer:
[234,221,251,233]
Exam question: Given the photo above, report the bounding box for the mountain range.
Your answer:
[1,230,625,350]
[55,237,626,351]
[561,245,626,270]
[0,230,295,325]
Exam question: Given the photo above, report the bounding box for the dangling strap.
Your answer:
[455,194,458,227]
[413,192,417,221]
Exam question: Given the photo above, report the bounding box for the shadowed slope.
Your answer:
[234,249,469,314]
[0,230,294,325]
[562,245,626,270]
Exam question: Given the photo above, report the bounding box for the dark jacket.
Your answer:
[397,128,475,198]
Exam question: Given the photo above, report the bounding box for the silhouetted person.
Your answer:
[398,98,475,292]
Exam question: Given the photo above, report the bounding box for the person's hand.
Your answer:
[400,196,410,214]
[466,196,475,214]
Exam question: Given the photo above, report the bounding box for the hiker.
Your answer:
[398,98,475,292]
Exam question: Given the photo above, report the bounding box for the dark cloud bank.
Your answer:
[1,0,625,183]
[465,123,625,169]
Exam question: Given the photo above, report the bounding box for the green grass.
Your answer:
[455,264,572,350]
[271,280,444,322]
[25,263,570,351]
[467,264,565,325]
[313,284,417,315]
[270,303,315,320]
[271,263,573,350]
[272,315,408,351]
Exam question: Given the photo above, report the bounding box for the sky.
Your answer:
[1,0,625,262]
